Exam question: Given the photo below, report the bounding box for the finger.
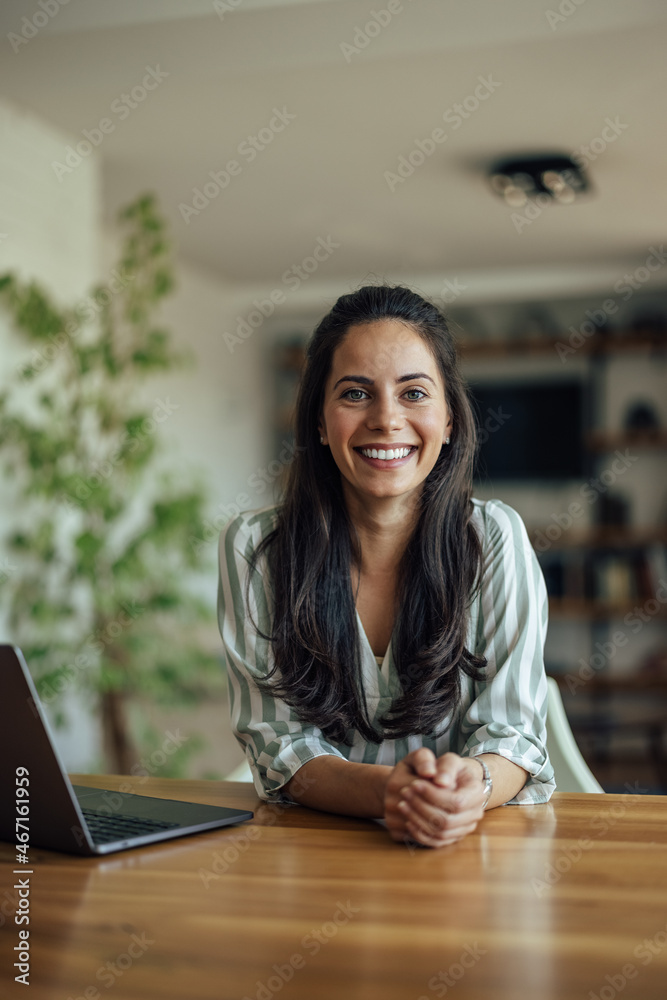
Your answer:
[401,788,483,831]
[398,796,449,837]
[401,796,482,835]
[403,779,465,812]
[431,752,466,789]
[403,778,483,816]
[405,747,437,778]
[385,804,416,837]
[406,817,479,848]
[391,798,480,847]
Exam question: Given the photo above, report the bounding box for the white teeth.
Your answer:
[360,447,412,460]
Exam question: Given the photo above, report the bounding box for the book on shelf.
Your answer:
[592,553,637,603]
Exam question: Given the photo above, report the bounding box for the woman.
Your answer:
[218,284,554,848]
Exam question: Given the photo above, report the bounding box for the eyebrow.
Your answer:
[332,372,436,391]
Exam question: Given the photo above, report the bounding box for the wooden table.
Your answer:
[2,777,667,1000]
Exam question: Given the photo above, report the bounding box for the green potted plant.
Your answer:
[0,194,223,775]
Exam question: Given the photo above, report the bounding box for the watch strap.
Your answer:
[475,757,493,809]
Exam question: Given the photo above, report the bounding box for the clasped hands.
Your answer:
[384,748,487,848]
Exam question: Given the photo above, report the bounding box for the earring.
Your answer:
[445,436,451,445]
[320,436,324,444]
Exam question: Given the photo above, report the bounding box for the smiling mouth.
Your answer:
[355,446,417,461]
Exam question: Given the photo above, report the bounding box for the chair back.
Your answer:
[546,676,604,793]
[225,759,254,782]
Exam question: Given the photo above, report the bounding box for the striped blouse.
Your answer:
[218,498,555,805]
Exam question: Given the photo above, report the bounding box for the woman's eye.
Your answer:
[343,388,368,401]
[404,388,426,401]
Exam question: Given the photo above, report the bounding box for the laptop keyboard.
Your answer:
[81,808,180,844]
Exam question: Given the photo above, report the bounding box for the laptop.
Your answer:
[0,645,253,855]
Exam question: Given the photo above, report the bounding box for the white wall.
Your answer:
[0,98,99,301]
[0,96,101,768]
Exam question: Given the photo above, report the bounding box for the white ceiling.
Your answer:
[1,0,666,296]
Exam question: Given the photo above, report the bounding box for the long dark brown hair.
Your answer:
[249,284,485,744]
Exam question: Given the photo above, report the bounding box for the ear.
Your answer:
[444,415,453,444]
[318,416,327,446]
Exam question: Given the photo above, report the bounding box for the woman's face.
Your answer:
[318,319,452,507]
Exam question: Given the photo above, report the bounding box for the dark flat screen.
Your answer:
[469,380,585,482]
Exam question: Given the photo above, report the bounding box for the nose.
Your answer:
[366,390,403,432]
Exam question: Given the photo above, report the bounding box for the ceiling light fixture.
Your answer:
[488,154,590,208]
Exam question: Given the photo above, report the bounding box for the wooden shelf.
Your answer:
[459,330,667,360]
[552,672,667,695]
[460,337,562,359]
[587,430,667,452]
[549,596,667,621]
[530,526,667,551]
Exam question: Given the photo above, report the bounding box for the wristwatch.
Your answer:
[475,757,493,809]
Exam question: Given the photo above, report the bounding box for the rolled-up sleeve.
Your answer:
[460,500,556,804]
[218,511,345,802]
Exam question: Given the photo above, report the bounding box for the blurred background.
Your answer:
[0,0,665,791]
